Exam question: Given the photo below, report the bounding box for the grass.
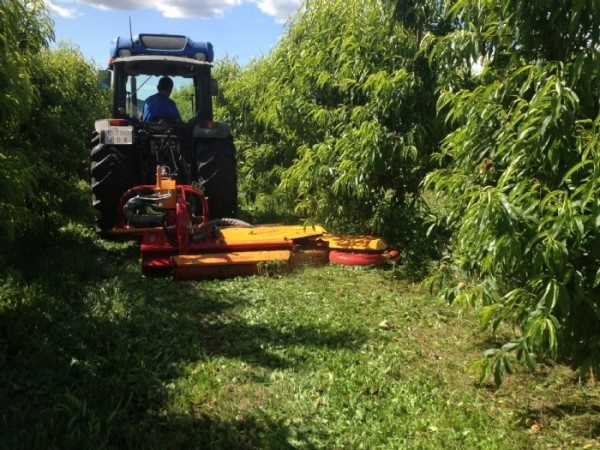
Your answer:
[0,222,598,449]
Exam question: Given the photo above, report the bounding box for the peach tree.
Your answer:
[424,0,600,383]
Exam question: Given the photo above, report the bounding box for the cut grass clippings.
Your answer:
[0,223,598,449]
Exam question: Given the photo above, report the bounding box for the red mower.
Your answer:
[92,33,397,279]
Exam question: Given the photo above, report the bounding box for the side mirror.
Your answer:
[211,78,219,96]
[98,70,111,89]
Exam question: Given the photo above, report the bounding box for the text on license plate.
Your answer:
[103,127,133,145]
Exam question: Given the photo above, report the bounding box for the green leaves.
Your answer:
[214,0,600,384]
[22,44,110,235]
[0,0,52,135]
[216,0,443,252]
[425,0,600,384]
[0,0,53,260]
[0,0,109,266]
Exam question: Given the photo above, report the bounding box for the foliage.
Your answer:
[0,0,53,255]
[171,83,195,121]
[22,43,111,238]
[215,0,444,260]
[2,223,599,448]
[424,0,600,383]
[0,4,108,265]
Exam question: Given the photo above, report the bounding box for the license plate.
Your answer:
[103,126,133,145]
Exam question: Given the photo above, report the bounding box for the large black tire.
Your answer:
[195,136,238,219]
[91,141,141,231]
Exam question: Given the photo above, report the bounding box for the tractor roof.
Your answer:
[110,33,214,62]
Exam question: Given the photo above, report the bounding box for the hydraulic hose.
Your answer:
[123,193,170,227]
[191,218,253,242]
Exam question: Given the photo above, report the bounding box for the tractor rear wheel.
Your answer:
[91,140,140,231]
[196,136,238,219]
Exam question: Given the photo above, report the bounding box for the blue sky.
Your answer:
[46,0,302,67]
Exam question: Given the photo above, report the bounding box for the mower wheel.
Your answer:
[329,250,387,266]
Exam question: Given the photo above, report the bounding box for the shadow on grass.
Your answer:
[526,402,600,440]
[0,224,355,448]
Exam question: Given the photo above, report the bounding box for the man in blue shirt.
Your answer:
[142,76,182,122]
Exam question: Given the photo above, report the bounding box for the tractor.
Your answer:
[91,33,397,279]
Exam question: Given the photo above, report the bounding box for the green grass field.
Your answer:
[1,223,598,449]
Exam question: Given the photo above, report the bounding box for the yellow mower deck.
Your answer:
[217,225,386,251]
[172,225,391,279]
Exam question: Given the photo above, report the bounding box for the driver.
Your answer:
[141,76,182,122]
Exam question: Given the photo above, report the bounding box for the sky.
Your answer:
[46,0,303,67]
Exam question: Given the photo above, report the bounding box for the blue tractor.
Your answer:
[91,33,237,231]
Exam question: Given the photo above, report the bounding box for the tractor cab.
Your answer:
[107,33,215,122]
